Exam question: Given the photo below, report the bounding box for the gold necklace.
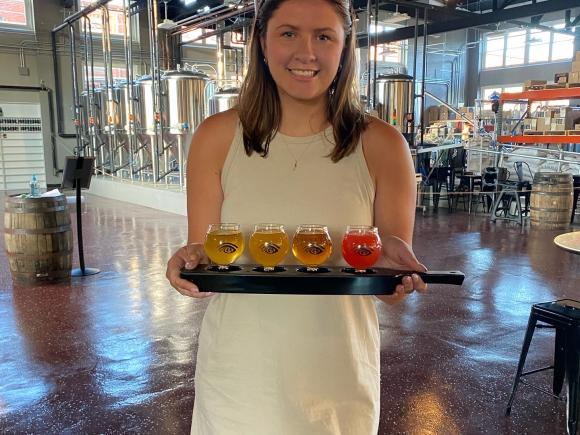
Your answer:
[279,134,317,171]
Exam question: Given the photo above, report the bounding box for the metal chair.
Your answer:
[506,300,580,435]
[490,161,532,225]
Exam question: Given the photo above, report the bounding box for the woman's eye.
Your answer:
[282,31,295,38]
[319,34,331,41]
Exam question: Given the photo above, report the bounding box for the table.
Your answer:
[553,232,580,435]
[554,231,580,255]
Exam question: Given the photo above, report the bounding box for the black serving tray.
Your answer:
[180,264,465,295]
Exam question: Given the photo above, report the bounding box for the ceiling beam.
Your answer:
[357,0,580,46]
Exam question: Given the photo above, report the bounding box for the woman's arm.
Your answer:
[166,109,238,297]
[362,117,427,304]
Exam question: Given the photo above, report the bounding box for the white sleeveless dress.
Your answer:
[190,125,380,435]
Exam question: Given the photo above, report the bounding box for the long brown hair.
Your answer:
[237,0,368,162]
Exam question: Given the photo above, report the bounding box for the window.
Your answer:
[368,24,406,64]
[484,34,504,68]
[82,66,128,89]
[0,0,34,32]
[182,28,217,46]
[504,30,525,66]
[80,0,126,37]
[483,22,575,69]
[552,24,575,61]
[528,29,550,64]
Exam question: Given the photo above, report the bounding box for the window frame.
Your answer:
[0,0,35,33]
[79,0,138,42]
[482,22,575,70]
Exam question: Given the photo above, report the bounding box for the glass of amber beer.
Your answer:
[249,223,289,271]
[341,225,382,273]
[204,223,245,270]
[292,224,333,272]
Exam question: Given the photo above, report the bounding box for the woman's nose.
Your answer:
[293,36,317,63]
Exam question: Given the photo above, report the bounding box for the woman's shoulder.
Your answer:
[196,108,239,141]
[362,115,406,149]
[360,115,412,180]
[191,109,239,156]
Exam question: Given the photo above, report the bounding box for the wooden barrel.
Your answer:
[530,172,573,230]
[4,195,73,283]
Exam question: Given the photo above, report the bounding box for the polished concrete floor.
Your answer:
[0,193,579,434]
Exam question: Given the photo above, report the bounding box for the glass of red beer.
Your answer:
[341,225,382,273]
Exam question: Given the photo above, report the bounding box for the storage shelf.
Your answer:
[500,87,580,102]
[498,135,580,144]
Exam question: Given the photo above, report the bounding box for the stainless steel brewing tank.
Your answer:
[116,81,138,134]
[374,74,414,134]
[95,87,122,134]
[80,88,103,135]
[162,70,209,135]
[208,87,239,115]
[135,75,158,135]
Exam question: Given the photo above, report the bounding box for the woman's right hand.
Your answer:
[166,243,215,298]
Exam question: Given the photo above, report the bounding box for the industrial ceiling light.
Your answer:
[158,0,177,29]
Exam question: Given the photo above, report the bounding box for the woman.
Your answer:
[166,0,427,433]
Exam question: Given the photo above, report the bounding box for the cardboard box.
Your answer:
[523,118,537,130]
[575,51,580,62]
[523,79,547,89]
[439,106,449,121]
[570,71,580,84]
[576,123,580,130]
[571,60,580,72]
[555,72,569,84]
[427,106,439,124]
[536,118,551,131]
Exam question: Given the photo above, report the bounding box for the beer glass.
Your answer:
[292,224,333,271]
[204,223,244,270]
[249,223,290,271]
[341,225,382,273]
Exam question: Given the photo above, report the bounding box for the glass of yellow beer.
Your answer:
[292,224,333,271]
[249,223,289,271]
[204,223,245,270]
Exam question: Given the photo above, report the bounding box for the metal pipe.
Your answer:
[68,24,83,156]
[420,8,428,147]
[372,0,378,109]
[411,7,418,128]
[53,0,113,32]
[366,1,371,110]
[51,31,76,139]
[147,0,160,183]
[101,6,116,175]
[123,0,138,180]
[425,90,476,127]
[172,3,253,35]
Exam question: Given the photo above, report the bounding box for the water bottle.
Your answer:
[29,174,40,197]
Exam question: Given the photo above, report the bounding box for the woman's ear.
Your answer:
[260,36,267,63]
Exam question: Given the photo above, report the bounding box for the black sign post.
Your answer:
[61,156,100,277]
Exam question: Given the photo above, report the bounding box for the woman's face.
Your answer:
[261,0,346,106]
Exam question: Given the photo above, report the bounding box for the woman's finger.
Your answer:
[412,273,428,293]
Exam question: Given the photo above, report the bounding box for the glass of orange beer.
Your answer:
[292,224,333,271]
[204,223,244,270]
[249,223,289,271]
[341,225,382,273]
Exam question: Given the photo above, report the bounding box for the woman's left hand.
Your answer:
[376,235,428,305]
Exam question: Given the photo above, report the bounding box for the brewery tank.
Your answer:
[135,75,158,135]
[162,69,209,135]
[208,87,239,115]
[374,74,414,138]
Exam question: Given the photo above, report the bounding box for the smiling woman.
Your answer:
[165,0,427,433]
[238,0,366,162]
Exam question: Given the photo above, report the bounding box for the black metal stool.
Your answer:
[506,300,580,435]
